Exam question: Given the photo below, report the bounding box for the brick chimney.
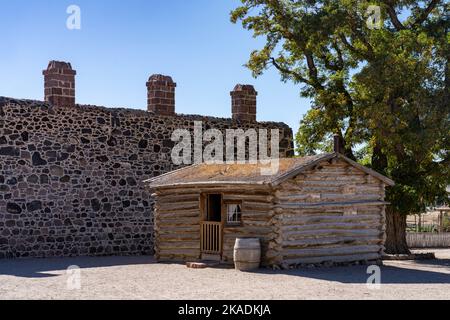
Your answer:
[230,84,257,122]
[43,61,76,107]
[146,74,176,116]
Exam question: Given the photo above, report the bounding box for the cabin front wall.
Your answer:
[221,187,278,266]
[153,185,278,265]
[275,158,387,266]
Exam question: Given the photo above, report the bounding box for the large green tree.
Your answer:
[231,0,449,254]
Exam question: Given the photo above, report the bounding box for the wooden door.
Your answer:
[200,221,222,254]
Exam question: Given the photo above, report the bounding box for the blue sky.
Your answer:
[0,0,311,136]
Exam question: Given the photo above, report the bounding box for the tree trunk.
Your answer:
[371,143,388,174]
[384,206,411,255]
[371,142,410,254]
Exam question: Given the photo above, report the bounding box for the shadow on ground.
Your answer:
[245,258,450,284]
[1,255,449,284]
[0,256,154,278]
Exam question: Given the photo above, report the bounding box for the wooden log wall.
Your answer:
[275,158,387,265]
[221,187,280,266]
[152,188,202,262]
[152,185,279,264]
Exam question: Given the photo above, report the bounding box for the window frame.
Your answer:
[224,201,243,227]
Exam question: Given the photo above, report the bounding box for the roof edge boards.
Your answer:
[270,153,336,187]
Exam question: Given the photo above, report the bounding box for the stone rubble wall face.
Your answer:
[0,98,294,259]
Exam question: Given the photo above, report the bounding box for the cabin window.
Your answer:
[226,203,242,225]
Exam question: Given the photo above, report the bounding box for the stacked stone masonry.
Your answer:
[0,97,293,259]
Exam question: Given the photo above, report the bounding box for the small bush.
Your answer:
[443,215,450,232]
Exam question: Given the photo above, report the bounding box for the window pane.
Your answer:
[227,204,241,224]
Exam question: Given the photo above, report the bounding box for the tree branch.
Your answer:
[304,51,323,89]
[339,34,373,60]
[316,43,344,72]
[270,57,310,84]
[332,41,345,69]
[383,1,406,31]
[412,0,441,28]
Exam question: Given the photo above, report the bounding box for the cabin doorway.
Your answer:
[201,194,223,258]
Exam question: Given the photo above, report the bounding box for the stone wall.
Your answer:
[0,97,293,259]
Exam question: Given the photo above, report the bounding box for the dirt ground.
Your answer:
[0,249,449,300]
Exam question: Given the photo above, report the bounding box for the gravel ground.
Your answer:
[0,249,449,300]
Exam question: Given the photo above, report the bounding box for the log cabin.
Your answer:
[144,152,394,267]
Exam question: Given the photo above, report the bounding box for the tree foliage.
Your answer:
[232,0,449,252]
[231,0,449,213]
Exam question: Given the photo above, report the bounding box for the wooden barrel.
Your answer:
[233,238,261,271]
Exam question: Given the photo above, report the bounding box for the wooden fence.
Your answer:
[407,232,450,248]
